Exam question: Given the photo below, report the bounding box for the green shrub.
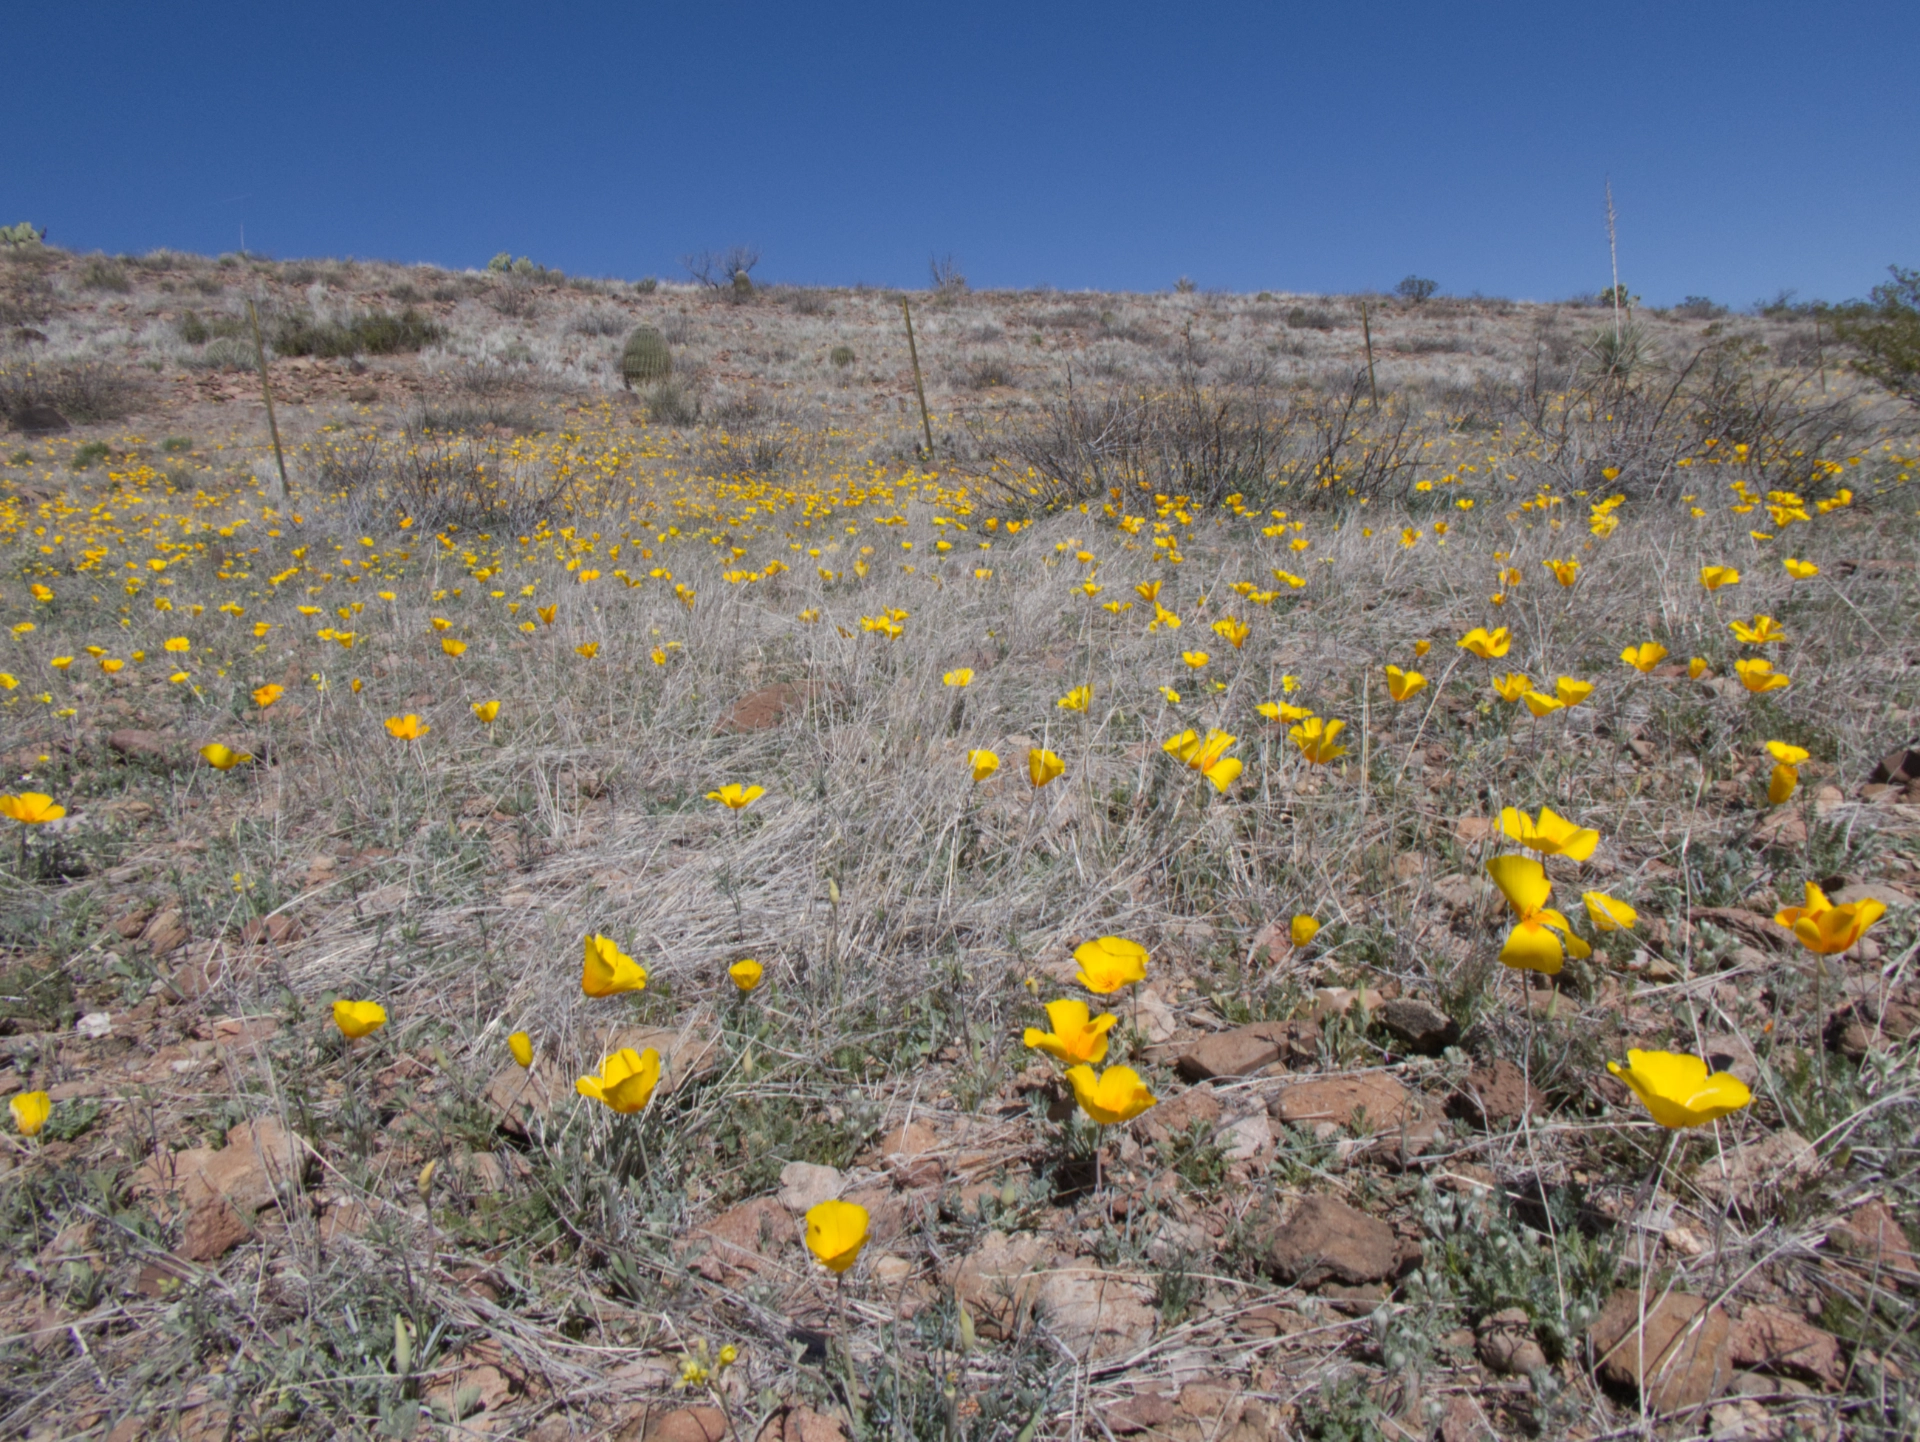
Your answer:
[1834,265,1920,407]
[77,254,132,293]
[633,276,658,294]
[1,222,46,249]
[830,344,855,368]
[1395,275,1438,303]
[620,326,672,388]
[273,307,441,359]
[176,311,209,344]
[643,380,698,425]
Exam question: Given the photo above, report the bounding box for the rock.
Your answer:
[14,403,69,435]
[1375,998,1459,1055]
[1101,1394,1176,1435]
[689,1196,789,1282]
[1271,1071,1423,1135]
[1176,1027,1279,1081]
[139,1119,312,1214]
[1590,1289,1733,1413]
[1308,986,1384,1022]
[176,1197,251,1262]
[238,913,302,946]
[1695,1129,1819,1215]
[1477,1307,1549,1375]
[777,1161,844,1213]
[1832,879,1915,910]
[1447,1060,1545,1126]
[1702,1033,1760,1089]
[1452,816,1497,846]
[1435,1394,1494,1442]
[1262,1194,1399,1287]
[1248,921,1293,966]
[1140,1085,1222,1145]
[876,1119,943,1188]
[1826,1198,1916,1283]
[1215,1112,1271,1161]
[1431,873,1486,913]
[107,729,181,764]
[142,908,190,957]
[481,1061,573,1137]
[715,683,809,734]
[1034,1267,1155,1360]
[1390,850,1428,882]
[646,1407,731,1442]
[1728,1304,1844,1389]
[755,1406,847,1442]
[946,1231,1052,1339]
[1690,906,1793,952]
[1134,985,1178,1043]
[1319,1281,1388,1314]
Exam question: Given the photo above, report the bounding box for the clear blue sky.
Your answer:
[8,1,1915,306]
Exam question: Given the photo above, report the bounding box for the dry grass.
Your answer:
[0,246,1917,1440]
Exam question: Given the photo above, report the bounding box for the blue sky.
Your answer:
[7,1,1915,305]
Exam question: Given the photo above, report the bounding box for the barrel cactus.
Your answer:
[620,326,672,389]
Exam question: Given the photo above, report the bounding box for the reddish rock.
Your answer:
[108,729,181,764]
[1590,1289,1733,1413]
[1140,1085,1223,1145]
[1271,1071,1423,1134]
[716,683,808,734]
[756,1406,847,1442]
[1729,1304,1844,1389]
[177,1197,251,1262]
[1176,1026,1279,1080]
[1102,1394,1175,1435]
[139,1119,312,1215]
[1827,1197,1916,1283]
[238,913,302,946]
[645,1407,731,1442]
[142,907,190,957]
[1375,997,1458,1055]
[1263,1194,1399,1287]
[946,1231,1052,1338]
[1448,1059,1545,1126]
[689,1196,790,1282]
[1477,1307,1548,1375]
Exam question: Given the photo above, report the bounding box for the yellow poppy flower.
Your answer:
[333,999,388,1038]
[967,749,1000,782]
[1290,913,1320,948]
[1729,615,1786,645]
[164,637,191,653]
[537,605,557,625]
[1023,998,1118,1066]
[1073,936,1148,994]
[576,1047,661,1113]
[804,1198,870,1273]
[1063,1064,1158,1126]
[99,658,124,674]
[430,617,453,631]
[1135,580,1162,602]
[1620,642,1667,673]
[1699,565,1740,591]
[1384,665,1427,703]
[1288,715,1348,764]
[385,714,429,740]
[943,668,974,688]
[1554,676,1594,706]
[1492,672,1532,702]
[707,783,765,810]
[582,934,648,995]
[1057,685,1091,712]
[1544,558,1580,586]
[10,1091,51,1137]
[1522,690,1565,717]
[1257,700,1315,723]
[729,959,764,992]
[0,793,66,825]
[509,1031,533,1067]
[253,683,284,708]
[1027,748,1065,787]
[1582,891,1638,932]
[575,642,599,659]
[1733,658,1790,693]
[1607,1049,1751,1129]
[1774,881,1886,956]
[1211,616,1250,649]
[1782,558,1818,579]
[199,743,252,770]
[50,656,73,671]
[1499,805,1600,861]
[1457,626,1511,659]
[1413,639,1431,657]
[472,700,501,724]
[1688,657,1709,680]
[1485,854,1591,974]
[442,638,467,658]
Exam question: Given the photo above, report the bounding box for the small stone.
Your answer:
[176,1197,251,1263]
[1263,1194,1399,1287]
[1431,873,1486,913]
[1033,1267,1155,1360]
[777,1161,843,1213]
[1589,1288,1733,1413]
[1826,1197,1916,1283]
[1140,1085,1222,1145]
[756,1407,847,1442]
[1374,997,1459,1055]
[142,908,190,957]
[1695,1129,1819,1215]
[1176,1026,1279,1081]
[1729,1304,1844,1389]
[1215,1112,1271,1161]
[1447,1059,1545,1126]
[646,1407,731,1442]
[689,1196,789,1282]
[946,1231,1052,1339]
[1477,1307,1549,1375]
[715,683,808,734]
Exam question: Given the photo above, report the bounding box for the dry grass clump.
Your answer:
[0,250,1917,1439]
